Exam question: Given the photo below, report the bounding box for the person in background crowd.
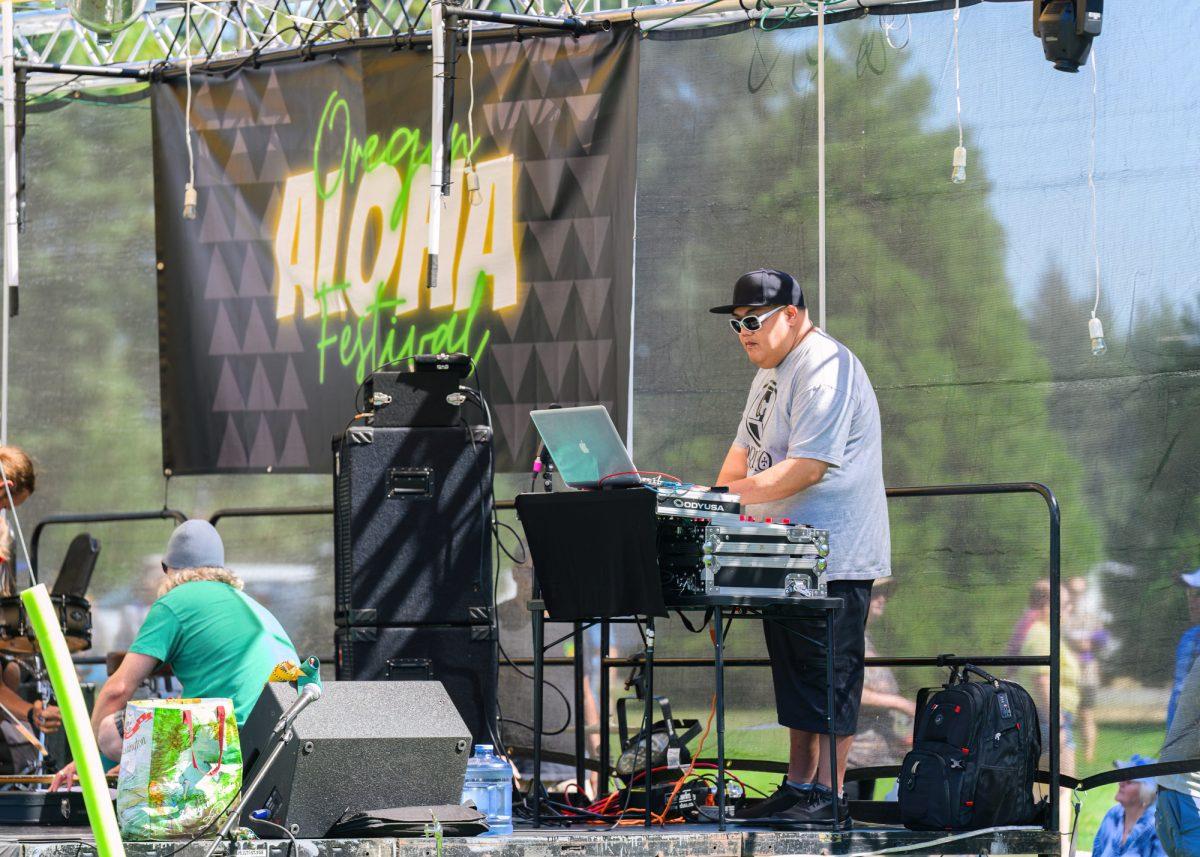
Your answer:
[1091,754,1167,857]
[1157,652,1200,856]
[1015,578,1078,834]
[1064,575,1110,763]
[845,578,914,800]
[1168,569,1200,731]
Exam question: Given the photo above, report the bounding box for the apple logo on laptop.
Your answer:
[578,441,590,454]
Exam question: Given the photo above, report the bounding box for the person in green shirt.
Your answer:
[50,520,298,790]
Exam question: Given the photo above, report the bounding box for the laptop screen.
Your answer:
[529,406,640,489]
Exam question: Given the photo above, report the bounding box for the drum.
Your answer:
[0,594,92,653]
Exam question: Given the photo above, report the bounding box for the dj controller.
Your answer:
[651,485,829,605]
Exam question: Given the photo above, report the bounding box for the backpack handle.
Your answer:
[959,663,1001,685]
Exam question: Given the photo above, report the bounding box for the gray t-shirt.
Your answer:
[733,328,891,581]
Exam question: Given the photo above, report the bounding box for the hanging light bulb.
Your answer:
[950,0,966,185]
[951,145,967,184]
[466,166,483,207]
[1088,314,1106,356]
[182,183,198,221]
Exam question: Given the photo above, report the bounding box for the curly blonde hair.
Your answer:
[158,566,244,598]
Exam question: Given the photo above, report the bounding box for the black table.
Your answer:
[529,594,844,831]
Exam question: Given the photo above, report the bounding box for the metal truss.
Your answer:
[9,0,940,92]
[12,0,632,83]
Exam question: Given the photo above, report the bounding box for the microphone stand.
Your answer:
[202,684,321,857]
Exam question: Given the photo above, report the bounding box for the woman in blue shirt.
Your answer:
[1092,755,1167,857]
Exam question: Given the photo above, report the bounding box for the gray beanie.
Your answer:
[163,520,225,570]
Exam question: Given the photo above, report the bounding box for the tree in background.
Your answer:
[1029,263,1200,684]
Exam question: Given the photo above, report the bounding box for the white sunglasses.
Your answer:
[729,305,786,334]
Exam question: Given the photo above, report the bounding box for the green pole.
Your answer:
[21,584,125,857]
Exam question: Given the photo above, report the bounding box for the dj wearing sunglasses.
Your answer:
[710,269,891,826]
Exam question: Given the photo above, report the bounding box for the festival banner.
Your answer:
[152,28,638,473]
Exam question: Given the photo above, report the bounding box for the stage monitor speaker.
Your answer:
[238,680,471,837]
[336,625,497,746]
[333,425,493,626]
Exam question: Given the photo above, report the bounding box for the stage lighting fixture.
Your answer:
[68,0,148,36]
[1033,0,1102,73]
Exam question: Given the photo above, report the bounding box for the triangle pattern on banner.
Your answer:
[482,41,522,92]
[257,70,292,126]
[232,191,265,242]
[204,247,237,300]
[565,94,602,147]
[482,101,521,153]
[565,41,598,92]
[567,155,609,214]
[191,80,219,130]
[573,217,610,277]
[225,130,257,185]
[241,302,275,355]
[528,220,572,279]
[278,415,309,467]
[530,280,573,332]
[526,99,562,160]
[224,78,256,128]
[245,358,278,411]
[490,342,534,402]
[248,415,277,468]
[526,39,559,97]
[523,159,567,219]
[199,192,232,244]
[239,247,270,298]
[273,314,305,353]
[574,278,612,337]
[277,358,309,410]
[217,415,249,468]
[257,128,291,183]
[262,185,283,227]
[211,359,245,411]
[492,402,531,463]
[577,338,615,400]
[209,303,242,356]
[195,146,225,189]
[534,340,576,393]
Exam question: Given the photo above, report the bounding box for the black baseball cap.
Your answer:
[709,269,805,315]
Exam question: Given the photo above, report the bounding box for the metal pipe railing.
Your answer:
[30,508,188,580]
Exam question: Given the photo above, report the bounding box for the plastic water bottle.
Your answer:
[461,744,513,836]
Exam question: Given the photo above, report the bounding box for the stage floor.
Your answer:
[0,824,1062,857]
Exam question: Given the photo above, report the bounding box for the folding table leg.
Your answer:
[532,603,544,827]
[715,608,727,832]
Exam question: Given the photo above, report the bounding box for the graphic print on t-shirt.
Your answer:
[745,378,778,474]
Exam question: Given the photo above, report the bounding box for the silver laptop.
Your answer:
[529,405,640,489]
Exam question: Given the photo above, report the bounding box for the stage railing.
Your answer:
[29,508,188,581]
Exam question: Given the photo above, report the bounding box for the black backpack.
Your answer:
[898,664,1043,831]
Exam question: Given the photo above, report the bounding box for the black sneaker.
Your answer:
[735,780,811,819]
[774,784,852,828]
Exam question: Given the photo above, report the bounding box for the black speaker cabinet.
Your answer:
[333,425,493,626]
[335,625,497,746]
[238,681,471,837]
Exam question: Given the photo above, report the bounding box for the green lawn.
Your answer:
[605,711,1162,848]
